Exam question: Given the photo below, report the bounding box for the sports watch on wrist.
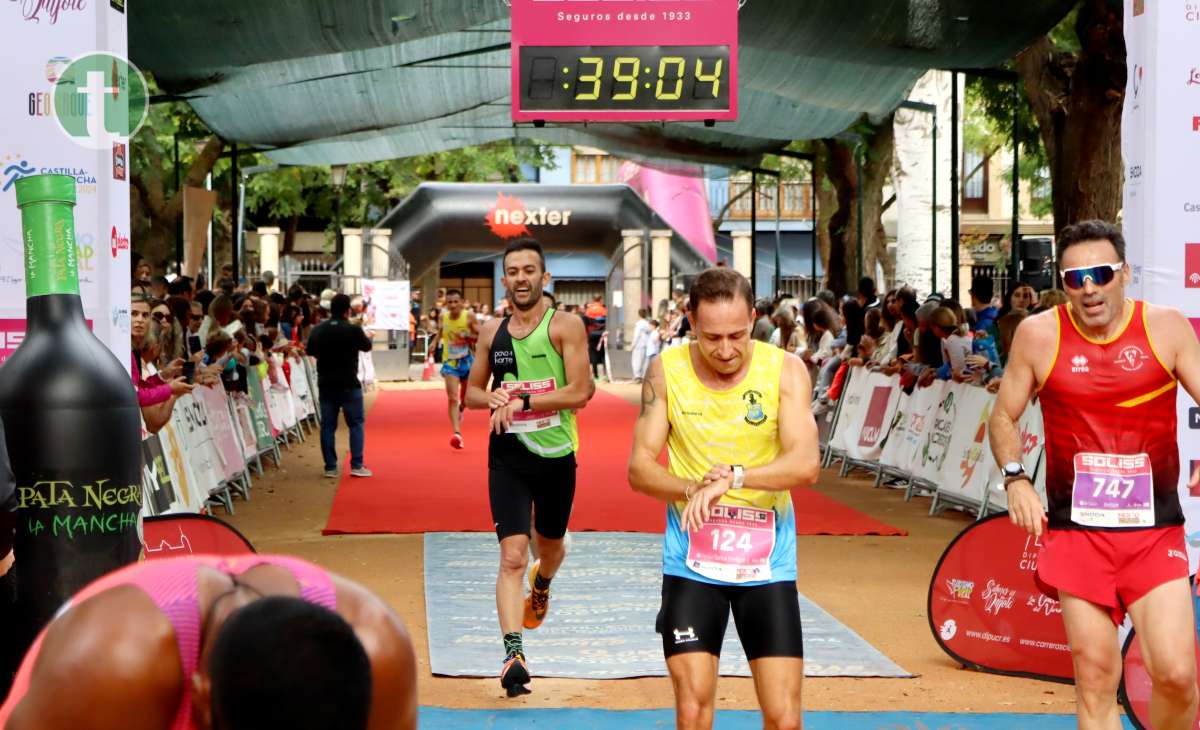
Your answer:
[1001,462,1027,489]
[731,464,745,489]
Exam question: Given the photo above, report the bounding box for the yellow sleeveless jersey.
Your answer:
[441,310,473,366]
[660,342,796,584]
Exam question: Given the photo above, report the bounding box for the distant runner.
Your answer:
[465,238,594,696]
[441,289,479,449]
[628,267,820,730]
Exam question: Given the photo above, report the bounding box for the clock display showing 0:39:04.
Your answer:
[518,45,731,112]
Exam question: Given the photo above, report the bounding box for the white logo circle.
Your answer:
[939,619,957,640]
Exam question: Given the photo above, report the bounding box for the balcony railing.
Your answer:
[709,180,814,220]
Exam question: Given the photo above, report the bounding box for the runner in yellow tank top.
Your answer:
[628,268,821,730]
[440,289,478,449]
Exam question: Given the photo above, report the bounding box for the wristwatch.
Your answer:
[731,464,745,489]
[520,393,532,412]
[1001,462,1027,489]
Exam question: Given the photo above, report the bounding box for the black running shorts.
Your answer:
[488,450,576,541]
[655,574,804,660]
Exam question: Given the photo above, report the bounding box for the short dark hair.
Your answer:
[330,293,352,318]
[445,289,463,299]
[857,277,876,299]
[969,275,994,303]
[1056,219,1126,263]
[251,281,268,297]
[209,597,372,730]
[503,237,546,272]
[168,276,194,296]
[150,275,168,288]
[687,268,753,313]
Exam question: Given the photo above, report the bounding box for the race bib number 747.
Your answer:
[1070,452,1154,528]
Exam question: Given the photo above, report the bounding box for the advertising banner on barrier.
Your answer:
[847,372,902,462]
[233,399,258,461]
[928,514,1073,682]
[901,381,946,478]
[828,368,867,454]
[878,390,911,472]
[247,369,278,444]
[937,385,996,508]
[195,384,244,482]
[171,393,223,497]
[141,435,175,516]
[157,420,205,513]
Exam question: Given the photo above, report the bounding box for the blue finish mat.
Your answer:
[419,708,1133,729]
[424,532,911,678]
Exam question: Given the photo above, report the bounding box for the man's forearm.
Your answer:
[988,411,1022,467]
[629,455,696,503]
[464,385,491,410]
[744,451,819,492]
[530,380,594,412]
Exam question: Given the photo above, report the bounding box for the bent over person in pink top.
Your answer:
[0,555,417,730]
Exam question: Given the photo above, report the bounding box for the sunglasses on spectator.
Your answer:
[1060,263,1122,290]
[151,312,172,323]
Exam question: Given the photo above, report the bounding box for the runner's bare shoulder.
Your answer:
[9,585,181,727]
[549,307,587,342]
[1010,309,1059,362]
[476,316,504,347]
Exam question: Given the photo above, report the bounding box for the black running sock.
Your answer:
[503,632,524,660]
[533,572,551,592]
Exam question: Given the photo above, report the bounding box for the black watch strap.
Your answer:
[520,393,532,412]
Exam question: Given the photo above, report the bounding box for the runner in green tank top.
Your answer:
[465,238,594,696]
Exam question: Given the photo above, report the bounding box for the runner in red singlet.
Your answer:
[989,220,1200,730]
[0,554,417,730]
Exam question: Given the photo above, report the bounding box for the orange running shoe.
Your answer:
[523,560,550,630]
[450,433,464,450]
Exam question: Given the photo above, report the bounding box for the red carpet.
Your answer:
[322,388,906,537]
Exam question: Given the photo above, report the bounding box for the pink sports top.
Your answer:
[0,554,337,730]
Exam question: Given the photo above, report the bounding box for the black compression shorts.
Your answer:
[655,574,804,660]
[488,451,576,541]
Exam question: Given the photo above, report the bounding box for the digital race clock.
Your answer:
[510,0,739,123]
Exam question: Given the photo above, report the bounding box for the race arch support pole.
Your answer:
[855,142,864,284]
[950,70,961,302]
[230,143,239,282]
[1010,79,1021,290]
[750,170,757,295]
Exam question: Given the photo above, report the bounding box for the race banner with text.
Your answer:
[0,1,133,364]
[1121,0,1200,571]
[928,514,1073,682]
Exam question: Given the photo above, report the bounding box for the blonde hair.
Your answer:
[1037,289,1068,310]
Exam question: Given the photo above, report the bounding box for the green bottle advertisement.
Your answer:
[0,174,141,660]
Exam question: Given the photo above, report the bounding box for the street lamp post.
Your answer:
[331,164,348,259]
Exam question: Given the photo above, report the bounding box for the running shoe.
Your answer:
[350,467,373,478]
[523,560,550,630]
[500,654,531,697]
[323,469,339,479]
[450,433,464,450]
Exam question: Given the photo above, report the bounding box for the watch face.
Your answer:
[1003,462,1023,476]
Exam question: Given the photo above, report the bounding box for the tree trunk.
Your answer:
[860,113,896,287]
[1015,0,1125,231]
[821,138,859,299]
[130,136,225,270]
[812,151,836,289]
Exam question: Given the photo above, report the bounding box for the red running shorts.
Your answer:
[1036,525,1189,626]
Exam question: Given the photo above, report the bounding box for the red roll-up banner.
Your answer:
[927,514,1073,682]
[143,514,257,559]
